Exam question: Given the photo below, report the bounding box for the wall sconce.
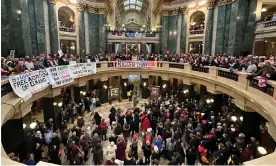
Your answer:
[30,122,38,129]
[80,91,83,94]
[58,102,63,107]
[143,82,147,87]
[162,84,167,88]
[206,98,214,104]
[240,116,243,121]
[124,82,127,87]
[231,116,237,122]
[82,92,86,96]
[23,124,26,129]
[103,85,108,89]
[183,89,189,94]
[53,102,57,106]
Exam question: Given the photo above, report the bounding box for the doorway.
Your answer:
[60,40,76,54]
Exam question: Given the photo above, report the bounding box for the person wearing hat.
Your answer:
[124,152,136,165]
[142,140,152,164]
[106,141,117,161]
[151,145,161,161]
[130,134,138,160]
[123,123,130,142]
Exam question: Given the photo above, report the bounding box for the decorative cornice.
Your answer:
[87,5,107,15]
[77,3,87,12]
[160,7,187,16]
[217,0,236,6]
[48,0,56,4]
[207,0,216,9]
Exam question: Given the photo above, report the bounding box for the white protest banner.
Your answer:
[47,66,74,88]
[112,61,158,68]
[69,63,96,78]
[9,69,51,101]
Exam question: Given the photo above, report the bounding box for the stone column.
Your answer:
[73,86,81,104]
[99,14,107,53]
[77,4,86,55]
[214,3,227,55]
[168,15,178,54]
[88,7,99,55]
[141,78,149,99]
[242,111,262,139]
[100,79,109,104]
[176,14,182,54]
[84,10,90,54]
[43,0,51,54]
[42,97,57,130]
[47,0,59,53]
[161,77,170,97]
[213,94,223,113]
[121,77,128,100]
[204,0,215,55]
[180,12,187,53]
[160,16,169,54]
[2,118,26,162]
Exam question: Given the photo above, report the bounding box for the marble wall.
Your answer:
[78,11,86,55]
[180,14,187,53]
[215,5,226,55]
[204,8,214,55]
[222,4,232,54]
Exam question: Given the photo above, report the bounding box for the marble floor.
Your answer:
[65,100,170,165]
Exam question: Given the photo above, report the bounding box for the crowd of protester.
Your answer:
[8,83,273,165]
[2,53,276,81]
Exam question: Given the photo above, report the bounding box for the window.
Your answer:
[124,0,142,11]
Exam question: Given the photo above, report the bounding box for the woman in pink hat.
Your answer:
[142,140,152,164]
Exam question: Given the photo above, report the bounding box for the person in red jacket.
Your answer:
[140,113,151,133]
[99,119,108,141]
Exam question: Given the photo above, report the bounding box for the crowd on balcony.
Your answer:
[255,14,276,23]
[189,24,204,35]
[8,81,272,165]
[2,53,276,81]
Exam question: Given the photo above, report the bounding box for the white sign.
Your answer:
[69,63,96,78]
[9,69,51,101]
[47,66,74,88]
[110,88,119,97]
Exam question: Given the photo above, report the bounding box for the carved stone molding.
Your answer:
[207,0,216,9]
[77,3,87,12]
[217,0,236,6]
[87,5,107,15]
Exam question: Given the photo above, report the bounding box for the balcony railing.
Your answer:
[190,29,204,35]
[264,21,276,27]
[218,70,239,81]
[169,63,184,69]
[59,26,75,33]
[191,65,209,73]
[249,78,274,97]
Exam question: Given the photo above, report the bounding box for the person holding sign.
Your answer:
[127,90,131,102]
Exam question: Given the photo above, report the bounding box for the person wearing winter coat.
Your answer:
[109,111,116,129]
[131,113,140,136]
[142,140,152,164]
[114,124,123,136]
[116,136,127,161]
[130,134,138,160]
[154,135,163,151]
[140,114,151,133]
[151,145,161,161]
[93,144,103,165]
[124,152,136,165]
[109,133,118,145]
[123,123,130,141]
[94,112,102,125]
[106,141,117,161]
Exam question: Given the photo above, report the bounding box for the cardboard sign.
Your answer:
[70,63,96,78]
[110,88,119,97]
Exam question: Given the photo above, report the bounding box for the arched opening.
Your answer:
[189,11,205,35]
[58,6,75,33]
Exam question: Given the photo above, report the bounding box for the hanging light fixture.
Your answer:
[231,116,237,122]
[30,122,37,129]
[58,102,63,107]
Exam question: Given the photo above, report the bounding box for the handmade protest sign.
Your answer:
[47,66,74,88]
[9,69,51,100]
